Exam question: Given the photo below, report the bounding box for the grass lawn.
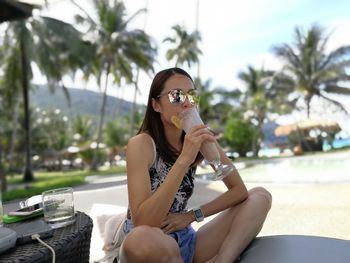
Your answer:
[3,166,126,202]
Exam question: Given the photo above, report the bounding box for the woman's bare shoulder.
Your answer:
[128,132,153,147]
[127,133,154,156]
[127,133,155,165]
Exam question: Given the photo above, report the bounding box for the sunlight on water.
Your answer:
[239,154,350,183]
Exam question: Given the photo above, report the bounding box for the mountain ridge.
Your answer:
[30,85,143,124]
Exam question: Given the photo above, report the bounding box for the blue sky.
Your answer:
[35,0,350,133]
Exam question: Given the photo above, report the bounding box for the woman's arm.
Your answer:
[197,142,248,220]
[127,134,187,227]
[127,126,215,228]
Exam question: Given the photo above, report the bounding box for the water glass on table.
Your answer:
[178,107,234,180]
[42,187,75,229]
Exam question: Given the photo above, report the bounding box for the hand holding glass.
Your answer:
[178,107,234,180]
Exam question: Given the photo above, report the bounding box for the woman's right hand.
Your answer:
[178,124,215,166]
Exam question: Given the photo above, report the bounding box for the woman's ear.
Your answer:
[152,98,161,113]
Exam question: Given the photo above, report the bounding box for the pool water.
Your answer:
[323,138,350,151]
[239,154,350,183]
[197,151,350,183]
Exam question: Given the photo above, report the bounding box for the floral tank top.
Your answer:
[126,139,196,220]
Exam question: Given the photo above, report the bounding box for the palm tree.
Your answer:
[72,115,93,143]
[273,24,350,118]
[163,24,202,67]
[0,80,9,191]
[194,77,214,123]
[0,66,20,189]
[129,0,150,138]
[2,15,87,182]
[0,140,5,191]
[238,65,294,156]
[105,119,128,148]
[73,0,156,170]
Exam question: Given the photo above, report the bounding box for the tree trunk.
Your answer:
[195,0,200,79]
[0,142,7,192]
[8,99,20,174]
[91,64,110,171]
[129,70,140,138]
[20,32,34,182]
[305,94,312,119]
[252,117,264,157]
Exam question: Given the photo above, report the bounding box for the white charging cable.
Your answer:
[31,234,56,263]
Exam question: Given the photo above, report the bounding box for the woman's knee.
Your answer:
[121,226,159,259]
[249,187,272,210]
[120,225,181,263]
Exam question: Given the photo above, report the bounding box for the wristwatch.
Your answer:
[192,207,204,222]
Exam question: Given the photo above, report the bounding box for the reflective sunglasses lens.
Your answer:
[188,91,200,105]
[168,90,185,104]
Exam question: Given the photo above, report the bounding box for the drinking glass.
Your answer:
[42,187,75,229]
[178,107,234,180]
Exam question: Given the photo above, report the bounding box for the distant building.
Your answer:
[262,121,288,148]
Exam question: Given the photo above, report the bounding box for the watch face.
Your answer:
[194,209,203,218]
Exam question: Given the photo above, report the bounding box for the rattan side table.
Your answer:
[0,211,93,263]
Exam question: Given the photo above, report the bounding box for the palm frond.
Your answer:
[319,93,349,114]
[123,8,147,28]
[323,85,350,95]
[320,46,350,70]
[273,44,302,69]
[163,24,202,67]
[71,0,98,27]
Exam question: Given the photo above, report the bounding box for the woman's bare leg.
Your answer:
[120,225,183,263]
[194,187,272,263]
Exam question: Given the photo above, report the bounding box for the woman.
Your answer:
[119,68,272,263]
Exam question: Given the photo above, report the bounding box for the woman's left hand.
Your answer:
[160,212,193,234]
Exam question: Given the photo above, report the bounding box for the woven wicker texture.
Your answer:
[0,212,93,263]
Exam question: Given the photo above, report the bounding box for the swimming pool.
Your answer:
[238,152,350,183]
[197,151,350,183]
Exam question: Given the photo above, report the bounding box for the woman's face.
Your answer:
[152,74,196,128]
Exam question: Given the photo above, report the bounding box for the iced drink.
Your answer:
[178,108,220,163]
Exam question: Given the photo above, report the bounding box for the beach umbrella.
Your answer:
[275,120,340,136]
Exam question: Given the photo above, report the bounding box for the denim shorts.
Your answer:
[123,218,197,263]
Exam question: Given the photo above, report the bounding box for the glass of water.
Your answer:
[42,187,75,229]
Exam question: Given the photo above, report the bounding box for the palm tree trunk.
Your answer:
[252,115,264,157]
[195,0,200,79]
[0,142,7,192]
[252,129,260,157]
[129,70,140,137]
[305,95,312,118]
[8,99,20,174]
[20,33,34,182]
[253,124,263,157]
[91,64,111,171]
[129,0,148,138]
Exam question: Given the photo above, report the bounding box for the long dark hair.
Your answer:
[138,67,202,165]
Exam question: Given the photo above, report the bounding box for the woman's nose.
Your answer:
[182,96,192,108]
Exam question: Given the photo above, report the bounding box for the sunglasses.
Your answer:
[157,89,200,105]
